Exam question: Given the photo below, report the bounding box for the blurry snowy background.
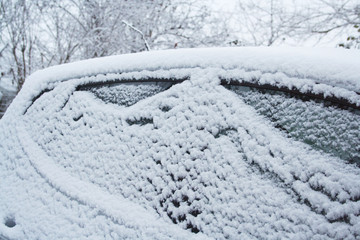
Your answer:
[0,0,359,117]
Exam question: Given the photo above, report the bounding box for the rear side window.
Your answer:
[79,82,174,107]
[225,85,360,165]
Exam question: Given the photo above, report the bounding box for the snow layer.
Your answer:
[24,47,360,92]
[227,85,360,163]
[1,47,360,239]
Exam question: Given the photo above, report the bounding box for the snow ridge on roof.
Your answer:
[25,47,360,92]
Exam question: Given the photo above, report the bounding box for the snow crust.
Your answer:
[1,47,360,239]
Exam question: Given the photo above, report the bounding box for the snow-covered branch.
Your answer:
[122,20,151,51]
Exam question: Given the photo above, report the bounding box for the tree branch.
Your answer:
[122,20,151,51]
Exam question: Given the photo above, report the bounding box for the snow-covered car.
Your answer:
[0,47,360,239]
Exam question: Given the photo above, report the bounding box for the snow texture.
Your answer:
[0,47,360,239]
[227,86,360,164]
[82,82,173,107]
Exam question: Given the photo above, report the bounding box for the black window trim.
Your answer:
[23,77,188,115]
[221,78,360,111]
[76,77,188,91]
[23,73,360,115]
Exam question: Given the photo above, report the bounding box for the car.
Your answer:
[0,47,359,239]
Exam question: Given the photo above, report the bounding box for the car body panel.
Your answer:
[1,48,360,239]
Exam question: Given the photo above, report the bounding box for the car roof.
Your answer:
[26,47,360,89]
[6,47,360,118]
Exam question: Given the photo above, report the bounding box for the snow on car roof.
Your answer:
[7,47,359,119]
[25,47,360,91]
[1,47,360,239]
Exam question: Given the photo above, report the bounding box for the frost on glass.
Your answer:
[81,82,173,107]
[226,85,360,165]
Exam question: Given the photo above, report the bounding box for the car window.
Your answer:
[225,85,360,165]
[78,81,175,107]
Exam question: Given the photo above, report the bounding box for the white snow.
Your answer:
[0,47,360,239]
[227,85,360,162]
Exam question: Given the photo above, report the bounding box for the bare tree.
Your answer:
[232,0,360,48]
[233,0,303,46]
[0,0,38,91]
[0,0,231,92]
[34,1,81,67]
[306,0,360,49]
[51,0,228,56]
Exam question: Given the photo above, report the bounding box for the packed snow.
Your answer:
[0,47,360,239]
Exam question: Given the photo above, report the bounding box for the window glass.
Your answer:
[80,81,174,107]
[226,85,360,165]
